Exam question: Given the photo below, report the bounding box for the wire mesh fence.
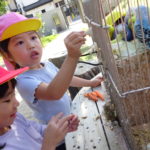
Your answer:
[81,0,150,149]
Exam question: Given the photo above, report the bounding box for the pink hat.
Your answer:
[0,66,29,85]
[0,12,41,41]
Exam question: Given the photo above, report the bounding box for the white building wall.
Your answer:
[64,0,71,4]
[16,0,39,6]
[25,3,55,16]
[41,7,67,35]
[54,0,63,3]
[7,0,17,9]
[14,0,67,35]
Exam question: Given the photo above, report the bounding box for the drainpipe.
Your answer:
[76,0,85,22]
[14,0,25,14]
[14,0,17,8]
[8,0,17,12]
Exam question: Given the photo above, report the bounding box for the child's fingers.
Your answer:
[90,78,103,87]
[69,115,79,123]
[53,112,64,123]
[73,42,86,50]
[65,32,78,41]
[79,31,86,36]
[59,120,69,133]
[58,114,74,126]
[66,31,86,41]
[69,121,80,129]
[66,115,80,132]
[68,116,80,129]
[71,37,86,45]
[58,115,80,133]
[66,31,81,39]
[68,123,79,132]
[77,42,86,48]
[96,76,104,81]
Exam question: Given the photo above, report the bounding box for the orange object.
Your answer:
[94,91,104,101]
[84,92,98,102]
[84,93,88,97]
[84,90,104,102]
[88,93,98,102]
[91,91,97,96]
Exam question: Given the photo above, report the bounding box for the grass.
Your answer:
[80,45,97,61]
[79,27,97,61]
[41,34,59,47]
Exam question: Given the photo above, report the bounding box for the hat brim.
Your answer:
[0,67,29,85]
[1,19,41,41]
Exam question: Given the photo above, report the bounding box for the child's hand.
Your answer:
[64,31,86,59]
[68,114,80,132]
[44,113,71,146]
[90,77,104,87]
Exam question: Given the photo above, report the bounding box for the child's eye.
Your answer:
[4,99,11,103]
[16,41,24,46]
[31,36,37,40]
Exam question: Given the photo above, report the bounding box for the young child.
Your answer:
[0,12,102,148]
[0,66,79,150]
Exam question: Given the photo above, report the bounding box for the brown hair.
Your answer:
[0,79,16,98]
[0,79,16,149]
[0,39,20,69]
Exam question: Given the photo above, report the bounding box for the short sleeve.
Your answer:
[16,76,42,104]
[47,61,59,72]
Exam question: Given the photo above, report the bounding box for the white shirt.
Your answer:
[0,113,46,150]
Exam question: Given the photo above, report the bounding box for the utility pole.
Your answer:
[66,0,69,5]
[15,0,25,14]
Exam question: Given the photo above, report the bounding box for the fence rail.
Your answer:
[80,0,150,149]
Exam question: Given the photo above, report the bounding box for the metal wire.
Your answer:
[78,60,102,66]
[81,0,150,149]
[84,16,109,29]
[80,51,97,57]
[107,70,150,97]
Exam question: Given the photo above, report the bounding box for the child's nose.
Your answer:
[27,40,35,50]
[14,98,19,107]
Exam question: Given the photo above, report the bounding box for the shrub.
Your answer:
[41,34,58,47]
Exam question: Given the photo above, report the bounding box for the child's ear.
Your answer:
[2,51,14,62]
[2,52,15,70]
[3,58,15,70]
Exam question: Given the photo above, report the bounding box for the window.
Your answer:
[55,3,59,8]
[55,1,65,8]
[59,1,65,6]
[41,9,46,13]
[26,14,34,18]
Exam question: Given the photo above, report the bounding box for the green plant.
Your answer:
[41,34,59,47]
[80,45,91,53]
[80,45,97,61]
[35,13,45,34]
[0,0,7,15]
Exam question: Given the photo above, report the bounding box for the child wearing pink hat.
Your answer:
[0,12,102,149]
[0,66,79,150]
